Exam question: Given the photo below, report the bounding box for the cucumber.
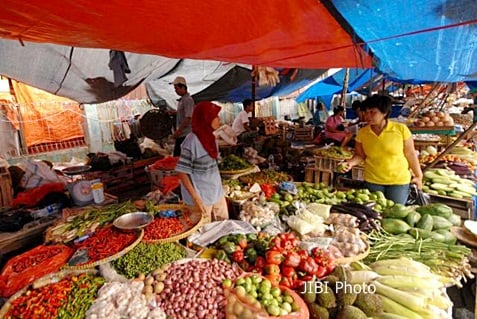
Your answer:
[430,183,454,192]
[450,191,472,199]
[431,177,453,185]
[424,171,442,179]
[455,185,477,195]
[434,168,454,177]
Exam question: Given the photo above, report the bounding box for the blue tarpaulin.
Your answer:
[296,68,379,107]
[331,0,477,83]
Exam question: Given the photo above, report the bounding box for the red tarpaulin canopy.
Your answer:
[0,0,372,68]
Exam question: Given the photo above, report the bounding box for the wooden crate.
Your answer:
[0,167,13,208]
[294,127,314,141]
[351,166,364,181]
[304,167,334,186]
[84,165,135,195]
[315,156,342,172]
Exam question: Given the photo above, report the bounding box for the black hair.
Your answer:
[242,99,253,109]
[333,106,345,115]
[351,100,362,111]
[362,94,392,118]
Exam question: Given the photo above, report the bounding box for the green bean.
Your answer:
[112,242,187,278]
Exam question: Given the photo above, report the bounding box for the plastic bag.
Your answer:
[407,184,430,206]
[224,273,309,319]
[0,244,73,297]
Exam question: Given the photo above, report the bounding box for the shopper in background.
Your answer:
[170,76,195,156]
[175,101,229,221]
[232,98,257,143]
[324,106,353,147]
[312,102,328,132]
[340,94,423,204]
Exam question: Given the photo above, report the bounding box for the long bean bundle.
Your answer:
[365,230,473,286]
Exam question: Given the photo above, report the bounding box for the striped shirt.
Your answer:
[175,133,223,205]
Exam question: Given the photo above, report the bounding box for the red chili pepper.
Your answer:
[232,250,245,263]
[299,256,318,275]
[314,265,328,278]
[280,265,297,278]
[255,256,266,269]
[279,276,293,288]
[283,251,301,268]
[292,278,305,290]
[260,184,276,199]
[265,250,283,265]
[296,248,309,260]
[144,217,184,240]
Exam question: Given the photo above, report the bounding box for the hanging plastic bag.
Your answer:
[407,183,430,206]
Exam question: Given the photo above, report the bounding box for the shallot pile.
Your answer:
[156,259,242,319]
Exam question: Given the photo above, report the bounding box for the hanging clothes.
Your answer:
[108,50,131,87]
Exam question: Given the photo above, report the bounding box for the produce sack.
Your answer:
[224,273,309,319]
[0,244,73,297]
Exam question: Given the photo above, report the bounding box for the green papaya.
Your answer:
[415,203,453,219]
[381,218,411,234]
[431,215,453,230]
[448,214,462,226]
[382,203,411,219]
[416,214,433,231]
[405,211,421,227]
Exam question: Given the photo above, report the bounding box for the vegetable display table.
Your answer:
[0,219,57,255]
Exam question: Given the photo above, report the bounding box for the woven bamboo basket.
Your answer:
[63,229,144,270]
[143,204,204,244]
[0,269,98,318]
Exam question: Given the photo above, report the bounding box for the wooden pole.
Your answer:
[422,121,477,172]
[251,66,257,118]
[8,78,28,155]
[339,68,350,107]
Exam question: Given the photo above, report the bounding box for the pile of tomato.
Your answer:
[213,232,336,291]
[258,233,336,290]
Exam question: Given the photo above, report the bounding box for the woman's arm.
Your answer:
[342,141,365,172]
[177,172,207,214]
[403,137,423,189]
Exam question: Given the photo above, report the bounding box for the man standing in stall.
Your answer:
[232,98,257,143]
[170,76,195,156]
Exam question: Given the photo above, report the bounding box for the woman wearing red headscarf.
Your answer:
[175,101,229,221]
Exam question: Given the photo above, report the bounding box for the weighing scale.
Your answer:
[62,165,94,206]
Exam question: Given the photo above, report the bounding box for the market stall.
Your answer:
[0,154,475,318]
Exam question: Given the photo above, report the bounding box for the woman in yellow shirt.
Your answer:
[341,95,423,204]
